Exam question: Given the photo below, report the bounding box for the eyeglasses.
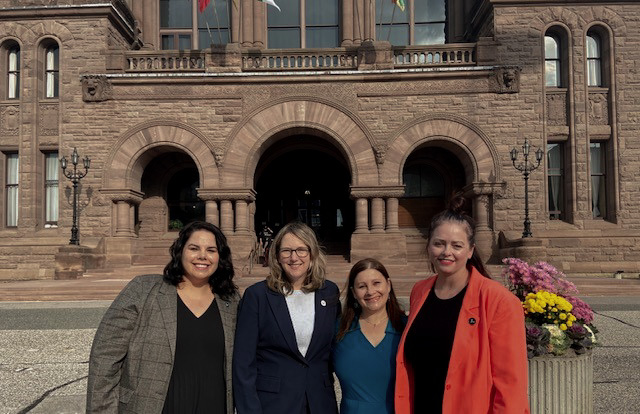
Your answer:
[279,247,310,258]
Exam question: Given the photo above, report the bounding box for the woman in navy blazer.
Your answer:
[233,222,340,414]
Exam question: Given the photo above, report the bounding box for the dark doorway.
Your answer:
[255,137,353,255]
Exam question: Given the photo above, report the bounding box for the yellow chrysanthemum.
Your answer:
[560,324,567,331]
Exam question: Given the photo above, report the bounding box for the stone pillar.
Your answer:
[116,201,132,237]
[385,197,400,232]
[230,0,240,43]
[253,0,265,47]
[235,200,249,233]
[353,0,364,44]
[241,0,253,47]
[220,199,234,234]
[205,200,219,227]
[341,0,354,45]
[355,198,369,233]
[363,0,374,42]
[370,197,385,233]
[473,194,493,262]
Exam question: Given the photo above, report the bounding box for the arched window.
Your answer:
[376,0,446,46]
[586,31,602,87]
[7,45,19,99]
[544,33,562,87]
[267,0,339,48]
[160,0,232,49]
[44,44,59,98]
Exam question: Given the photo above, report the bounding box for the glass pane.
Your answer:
[587,60,602,87]
[420,166,445,197]
[178,35,192,50]
[415,0,446,22]
[377,24,409,46]
[268,0,299,26]
[8,73,18,99]
[7,154,18,184]
[160,0,192,28]
[307,0,338,25]
[547,176,563,219]
[590,142,603,174]
[546,143,561,170]
[9,49,19,70]
[415,23,446,45]
[268,27,301,49]
[306,27,339,48]
[586,34,600,58]
[376,0,408,23]
[545,61,560,87]
[403,168,421,197]
[200,29,230,47]
[197,0,230,28]
[45,153,59,180]
[544,36,559,59]
[591,176,606,218]
[46,47,59,70]
[6,186,18,226]
[162,35,175,50]
[46,183,59,222]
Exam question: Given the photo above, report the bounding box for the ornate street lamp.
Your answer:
[510,139,544,238]
[60,147,90,245]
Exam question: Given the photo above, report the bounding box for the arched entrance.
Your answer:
[139,149,205,232]
[400,146,466,229]
[254,135,354,255]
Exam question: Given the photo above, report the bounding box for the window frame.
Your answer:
[159,0,232,50]
[586,31,602,87]
[267,0,340,49]
[7,44,20,100]
[375,0,447,46]
[544,32,563,87]
[4,152,19,228]
[546,142,566,220]
[589,141,607,219]
[43,151,59,226]
[44,43,59,99]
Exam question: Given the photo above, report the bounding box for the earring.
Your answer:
[353,301,359,309]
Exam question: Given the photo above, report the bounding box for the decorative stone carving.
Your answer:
[39,103,59,136]
[374,146,387,165]
[0,105,19,135]
[546,93,568,126]
[213,147,225,167]
[495,66,521,94]
[589,93,609,125]
[82,75,112,102]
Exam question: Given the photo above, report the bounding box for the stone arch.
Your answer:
[382,115,501,186]
[224,99,378,188]
[31,21,75,44]
[103,120,219,191]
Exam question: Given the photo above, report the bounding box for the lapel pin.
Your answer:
[321,300,327,307]
[469,318,476,325]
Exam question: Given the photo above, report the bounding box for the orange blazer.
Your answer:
[395,266,530,414]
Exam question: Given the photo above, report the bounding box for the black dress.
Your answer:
[162,295,226,414]
[403,285,467,414]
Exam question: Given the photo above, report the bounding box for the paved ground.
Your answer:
[0,272,638,413]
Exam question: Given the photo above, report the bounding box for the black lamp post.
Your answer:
[60,147,90,245]
[510,139,544,238]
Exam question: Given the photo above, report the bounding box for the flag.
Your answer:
[198,0,210,13]
[393,0,405,12]
[259,0,281,12]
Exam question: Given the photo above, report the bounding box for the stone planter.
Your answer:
[528,351,593,414]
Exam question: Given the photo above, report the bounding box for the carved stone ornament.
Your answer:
[589,93,609,125]
[0,105,20,135]
[546,93,568,126]
[39,104,59,136]
[374,146,387,165]
[495,66,521,94]
[82,75,112,102]
[213,147,225,167]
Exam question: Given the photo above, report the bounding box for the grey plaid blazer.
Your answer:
[86,274,238,414]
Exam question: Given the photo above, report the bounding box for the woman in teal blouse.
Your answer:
[333,258,407,414]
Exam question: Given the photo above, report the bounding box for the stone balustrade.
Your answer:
[392,43,476,66]
[125,51,206,72]
[241,48,359,70]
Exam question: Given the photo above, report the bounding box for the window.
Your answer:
[160,0,231,49]
[586,32,602,87]
[7,45,19,99]
[45,44,59,98]
[5,153,18,227]
[590,142,606,218]
[267,0,339,48]
[546,143,565,220]
[376,0,446,46]
[403,165,445,197]
[544,34,562,87]
[44,152,59,226]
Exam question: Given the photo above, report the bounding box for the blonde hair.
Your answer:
[267,222,327,295]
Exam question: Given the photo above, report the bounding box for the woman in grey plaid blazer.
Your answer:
[87,221,239,414]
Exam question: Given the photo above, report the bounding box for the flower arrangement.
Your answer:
[503,258,598,358]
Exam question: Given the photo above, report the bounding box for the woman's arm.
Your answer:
[488,292,530,413]
[86,277,144,413]
[232,286,264,414]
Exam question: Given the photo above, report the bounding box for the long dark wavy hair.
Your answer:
[427,194,491,279]
[163,221,238,300]
[336,258,406,341]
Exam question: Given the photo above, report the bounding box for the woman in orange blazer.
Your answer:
[395,196,529,414]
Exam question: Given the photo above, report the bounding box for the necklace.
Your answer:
[360,314,388,328]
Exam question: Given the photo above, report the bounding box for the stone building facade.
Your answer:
[0,0,638,280]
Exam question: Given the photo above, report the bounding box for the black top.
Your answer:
[162,295,226,414]
[403,285,468,414]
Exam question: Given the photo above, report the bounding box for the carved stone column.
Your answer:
[100,189,143,238]
[355,198,369,233]
[205,200,219,227]
[115,201,132,237]
[385,197,400,232]
[241,0,254,47]
[353,0,364,44]
[463,182,504,262]
[220,200,234,234]
[363,0,374,42]
[341,0,354,45]
[235,200,249,233]
[230,0,240,43]
[253,0,265,47]
[370,197,385,233]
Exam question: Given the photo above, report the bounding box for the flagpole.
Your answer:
[210,0,224,44]
[387,5,396,42]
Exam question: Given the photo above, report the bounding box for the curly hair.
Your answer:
[336,258,405,341]
[427,193,491,279]
[163,221,238,300]
[266,221,327,295]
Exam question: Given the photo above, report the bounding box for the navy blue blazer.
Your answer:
[233,280,341,414]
